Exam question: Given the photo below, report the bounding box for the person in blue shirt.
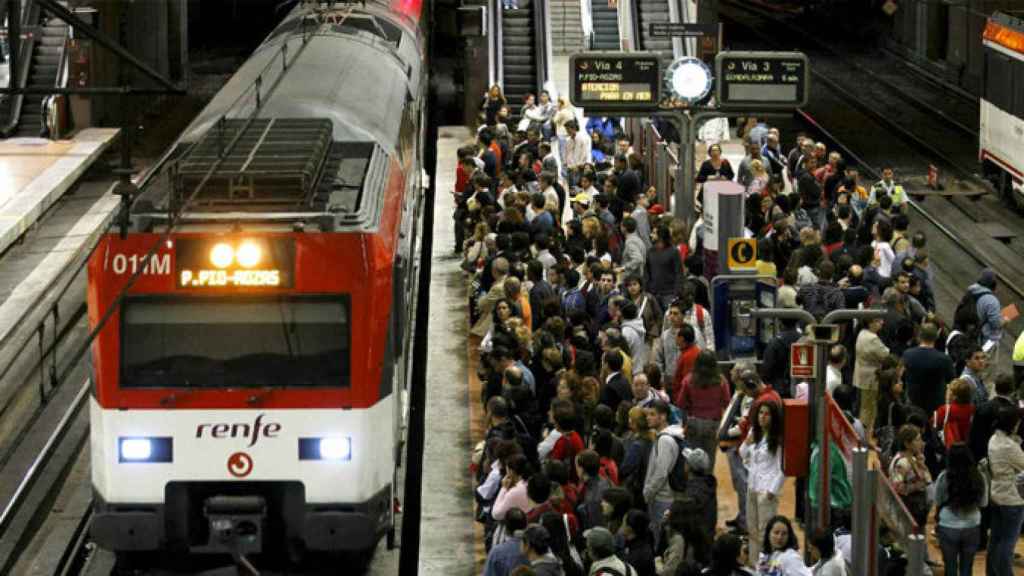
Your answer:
[482,508,529,576]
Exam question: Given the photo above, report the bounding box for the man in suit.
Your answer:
[599,350,631,410]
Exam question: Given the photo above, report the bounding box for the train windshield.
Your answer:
[120,296,350,389]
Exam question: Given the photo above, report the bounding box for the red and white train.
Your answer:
[86,0,425,568]
[980,11,1024,210]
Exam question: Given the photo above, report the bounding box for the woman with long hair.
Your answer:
[741,402,785,562]
[480,298,519,353]
[889,424,933,530]
[808,530,846,576]
[481,84,506,127]
[757,516,811,576]
[873,360,907,464]
[676,350,731,470]
[538,511,585,576]
[659,498,712,574]
[619,406,655,508]
[933,443,986,576]
[932,378,975,451]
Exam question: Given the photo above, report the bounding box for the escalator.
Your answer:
[589,0,619,50]
[492,0,550,121]
[633,0,672,52]
[0,2,68,138]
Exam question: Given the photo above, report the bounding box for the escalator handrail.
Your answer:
[533,0,553,94]
[579,0,593,50]
[2,0,41,137]
[42,11,69,138]
[491,0,503,89]
[618,0,638,51]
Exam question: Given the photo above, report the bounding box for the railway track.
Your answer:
[718,1,1024,331]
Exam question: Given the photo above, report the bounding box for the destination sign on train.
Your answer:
[569,53,661,113]
[715,51,809,109]
[175,237,295,289]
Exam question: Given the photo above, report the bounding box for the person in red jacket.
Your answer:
[672,324,701,398]
[932,377,975,450]
[676,350,732,470]
[737,368,783,442]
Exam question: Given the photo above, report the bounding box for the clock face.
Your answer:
[664,57,712,105]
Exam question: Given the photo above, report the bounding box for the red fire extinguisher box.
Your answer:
[782,400,809,476]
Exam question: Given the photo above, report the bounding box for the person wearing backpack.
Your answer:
[740,401,785,563]
[964,269,1005,375]
[642,401,682,547]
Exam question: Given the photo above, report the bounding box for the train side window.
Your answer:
[985,50,1014,113]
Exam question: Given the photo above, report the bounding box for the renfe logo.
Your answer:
[196,414,282,447]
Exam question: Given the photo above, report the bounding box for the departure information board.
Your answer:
[569,53,661,113]
[715,51,809,109]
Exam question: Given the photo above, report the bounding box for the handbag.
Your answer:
[934,404,952,450]
[876,402,896,468]
[563,514,584,571]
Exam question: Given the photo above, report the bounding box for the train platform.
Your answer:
[420,125,478,574]
[0,129,119,257]
[424,124,1024,576]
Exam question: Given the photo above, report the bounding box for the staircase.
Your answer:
[501,0,539,115]
[635,0,672,53]
[590,0,619,50]
[549,0,583,54]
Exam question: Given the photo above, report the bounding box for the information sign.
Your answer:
[726,237,757,271]
[569,53,661,113]
[790,342,815,379]
[715,51,809,109]
[649,22,718,38]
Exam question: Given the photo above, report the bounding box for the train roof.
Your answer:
[129,1,422,232]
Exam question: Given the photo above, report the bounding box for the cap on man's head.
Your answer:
[583,527,615,553]
[681,447,710,474]
[777,289,797,309]
[739,368,760,390]
[572,192,592,206]
[978,268,997,289]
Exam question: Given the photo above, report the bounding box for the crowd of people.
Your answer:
[455,85,1024,576]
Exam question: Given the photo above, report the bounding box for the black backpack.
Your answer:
[953,290,983,340]
[657,433,688,492]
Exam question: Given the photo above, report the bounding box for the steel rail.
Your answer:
[0,380,88,539]
[719,0,978,138]
[717,3,1024,303]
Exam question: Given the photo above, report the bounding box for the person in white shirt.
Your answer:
[741,401,785,563]
[826,344,847,395]
[758,516,812,576]
[564,119,591,188]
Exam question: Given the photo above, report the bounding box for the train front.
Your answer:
[86,227,400,561]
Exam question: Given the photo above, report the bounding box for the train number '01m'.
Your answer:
[110,253,171,276]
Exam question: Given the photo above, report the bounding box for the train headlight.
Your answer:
[210,243,234,268]
[236,241,262,268]
[298,437,352,461]
[118,437,173,463]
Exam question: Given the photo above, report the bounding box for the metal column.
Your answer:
[851,447,871,576]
